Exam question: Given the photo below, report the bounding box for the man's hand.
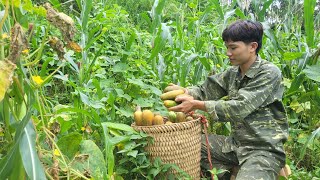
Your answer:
[169,95,206,114]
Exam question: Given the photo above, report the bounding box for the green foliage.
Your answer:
[0,0,320,179]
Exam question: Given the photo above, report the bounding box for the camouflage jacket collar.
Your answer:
[232,56,262,79]
[245,56,262,78]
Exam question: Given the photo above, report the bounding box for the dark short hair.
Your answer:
[222,20,263,54]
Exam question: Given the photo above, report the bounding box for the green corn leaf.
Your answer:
[192,62,204,84]
[19,122,47,180]
[263,23,283,53]
[296,52,311,75]
[0,141,20,178]
[223,9,236,27]
[235,7,246,19]
[209,0,224,19]
[9,152,25,180]
[121,31,137,63]
[80,0,93,31]
[257,0,274,21]
[0,111,32,178]
[102,123,115,177]
[286,73,305,95]
[179,53,198,87]
[304,0,316,47]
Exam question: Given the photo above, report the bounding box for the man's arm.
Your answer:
[187,70,229,101]
[204,66,282,122]
[170,66,282,122]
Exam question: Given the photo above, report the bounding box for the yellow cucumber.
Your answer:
[160,89,185,100]
[163,100,177,108]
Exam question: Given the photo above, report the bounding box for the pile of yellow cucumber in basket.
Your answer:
[133,86,197,126]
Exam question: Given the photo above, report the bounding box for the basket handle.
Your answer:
[188,112,215,180]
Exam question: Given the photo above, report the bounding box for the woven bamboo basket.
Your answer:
[132,119,202,179]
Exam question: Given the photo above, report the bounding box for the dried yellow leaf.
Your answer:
[0,60,16,102]
[1,33,9,39]
[67,41,81,52]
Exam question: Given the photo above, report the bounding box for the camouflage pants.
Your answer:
[200,134,285,180]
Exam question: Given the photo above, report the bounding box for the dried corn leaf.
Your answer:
[44,3,75,42]
[8,23,29,63]
[49,36,65,60]
[0,60,16,102]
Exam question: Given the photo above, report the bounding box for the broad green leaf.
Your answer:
[0,60,16,102]
[71,140,107,179]
[102,122,136,133]
[128,78,149,89]
[109,136,130,145]
[79,92,104,109]
[20,122,47,180]
[303,65,320,82]
[132,97,154,108]
[148,85,162,95]
[127,150,138,158]
[56,107,93,119]
[57,132,82,160]
[117,107,133,118]
[113,63,129,73]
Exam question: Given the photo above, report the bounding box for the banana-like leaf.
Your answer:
[303,64,320,82]
[57,132,82,160]
[71,140,107,179]
[19,121,47,180]
[299,127,320,160]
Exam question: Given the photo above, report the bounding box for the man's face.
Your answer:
[224,40,256,66]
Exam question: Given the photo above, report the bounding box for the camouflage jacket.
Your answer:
[188,57,289,156]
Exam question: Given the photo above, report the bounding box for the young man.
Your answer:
[168,20,289,179]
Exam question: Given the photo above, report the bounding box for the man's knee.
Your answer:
[235,155,282,180]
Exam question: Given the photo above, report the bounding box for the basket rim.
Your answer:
[131,118,200,128]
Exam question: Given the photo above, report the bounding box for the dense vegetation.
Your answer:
[0,0,319,179]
